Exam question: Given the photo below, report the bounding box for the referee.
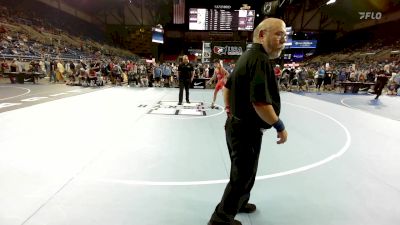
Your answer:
[177,55,194,105]
[208,18,288,225]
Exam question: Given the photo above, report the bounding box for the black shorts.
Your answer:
[154,77,161,82]
[324,78,332,85]
[162,75,170,80]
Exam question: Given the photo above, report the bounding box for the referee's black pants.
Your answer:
[210,117,263,224]
[178,78,191,103]
[374,77,387,99]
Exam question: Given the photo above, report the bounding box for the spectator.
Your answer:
[153,63,162,87]
[162,63,172,87]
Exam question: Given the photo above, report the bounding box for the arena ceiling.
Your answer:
[319,0,400,22]
[60,0,399,31]
[63,0,126,13]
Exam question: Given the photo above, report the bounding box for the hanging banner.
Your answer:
[202,41,212,63]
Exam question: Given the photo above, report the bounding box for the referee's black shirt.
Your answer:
[178,62,194,80]
[225,43,281,129]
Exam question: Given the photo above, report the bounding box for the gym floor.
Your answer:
[1,86,399,225]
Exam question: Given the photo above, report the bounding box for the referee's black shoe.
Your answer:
[207,220,242,225]
[238,203,256,213]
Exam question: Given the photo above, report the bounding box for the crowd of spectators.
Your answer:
[0,3,137,63]
[0,1,236,90]
[292,20,400,96]
[274,58,400,96]
[0,0,224,89]
[0,2,152,86]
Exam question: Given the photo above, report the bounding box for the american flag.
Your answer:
[173,0,185,24]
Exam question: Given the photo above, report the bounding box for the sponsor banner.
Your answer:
[211,42,245,59]
[293,53,304,61]
[291,40,317,49]
[284,63,300,67]
[191,78,210,89]
[188,49,202,55]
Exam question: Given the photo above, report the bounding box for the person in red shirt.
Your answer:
[274,64,281,84]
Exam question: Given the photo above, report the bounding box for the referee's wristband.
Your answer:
[272,119,285,132]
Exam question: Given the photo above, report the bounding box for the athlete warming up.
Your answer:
[208,59,229,108]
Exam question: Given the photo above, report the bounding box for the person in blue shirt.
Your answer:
[162,63,172,87]
[153,64,162,87]
[338,68,347,82]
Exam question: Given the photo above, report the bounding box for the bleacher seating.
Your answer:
[0,0,143,63]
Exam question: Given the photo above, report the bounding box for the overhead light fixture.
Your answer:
[326,0,336,5]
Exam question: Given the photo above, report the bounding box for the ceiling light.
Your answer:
[326,0,336,5]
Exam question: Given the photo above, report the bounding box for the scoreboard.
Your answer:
[189,8,255,31]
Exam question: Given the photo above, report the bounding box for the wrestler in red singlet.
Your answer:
[215,68,226,92]
[209,59,228,108]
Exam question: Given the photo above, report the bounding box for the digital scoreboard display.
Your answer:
[189,8,255,31]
